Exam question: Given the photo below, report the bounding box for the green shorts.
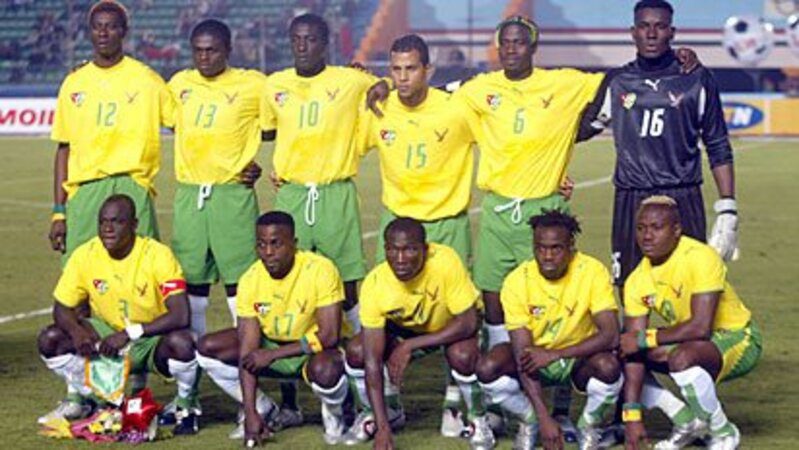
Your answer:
[258,337,310,381]
[275,179,366,282]
[712,322,762,383]
[87,317,163,377]
[474,192,568,292]
[65,175,159,264]
[374,208,472,266]
[172,183,259,285]
[537,357,577,387]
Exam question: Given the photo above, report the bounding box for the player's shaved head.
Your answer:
[391,34,429,66]
[290,13,329,44]
[102,194,136,219]
[257,211,295,237]
[385,217,426,245]
[634,0,674,19]
[191,19,232,51]
[98,194,137,258]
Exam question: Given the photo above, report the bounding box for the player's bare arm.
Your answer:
[523,310,619,371]
[238,316,271,445]
[510,327,564,450]
[362,325,393,449]
[238,161,263,188]
[49,143,69,253]
[387,306,479,387]
[621,314,650,450]
[53,302,98,357]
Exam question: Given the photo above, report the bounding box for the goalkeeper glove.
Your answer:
[708,198,739,261]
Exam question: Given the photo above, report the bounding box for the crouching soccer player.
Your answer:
[476,210,623,450]
[620,196,761,450]
[196,211,348,445]
[37,195,200,434]
[343,218,495,450]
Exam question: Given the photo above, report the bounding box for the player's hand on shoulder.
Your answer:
[366,79,391,118]
[49,219,67,253]
[675,47,701,74]
[558,176,575,201]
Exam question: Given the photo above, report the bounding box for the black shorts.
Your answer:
[611,185,707,289]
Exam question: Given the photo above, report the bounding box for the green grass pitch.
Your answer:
[0,136,795,448]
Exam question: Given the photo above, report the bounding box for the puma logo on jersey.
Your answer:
[434,128,449,142]
[326,88,339,101]
[125,91,139,104]
[224,92,238,104]
[644,79,661,91]
[407,119,419,127]
[540,94,554,108]
[668,91,684,107]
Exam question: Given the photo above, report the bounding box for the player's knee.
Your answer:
[307,350,344,388]
[475,354,503,383]
[164,330,196,361]
[345,334,364,369]
[667,346,699,373]
[446,341,478,375]
[590,352,621,383]
[38,325,67,358]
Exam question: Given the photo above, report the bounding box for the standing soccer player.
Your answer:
[167,19,266,337]
[620,197,760,450]
[48,0,172,262]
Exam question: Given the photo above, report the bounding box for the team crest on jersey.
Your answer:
[93,279,109,294]
[379,129,396,146]
[179,89,192,104]
[70,92,85,106]
[254,302,272,317]
[643,294,656,308]
[529,305,546,318]
[621,93,637,110]
[668,91,684,107]
[275,92,289,107]
[486,94,501,110]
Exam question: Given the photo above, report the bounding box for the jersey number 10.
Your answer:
[639,108,665,137]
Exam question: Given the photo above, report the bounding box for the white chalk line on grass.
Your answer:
[0,139,774,325]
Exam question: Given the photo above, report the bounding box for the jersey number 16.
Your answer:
[639,108,665,137]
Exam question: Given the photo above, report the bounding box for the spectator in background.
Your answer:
[137,30,180,63]
[429,48,478,87]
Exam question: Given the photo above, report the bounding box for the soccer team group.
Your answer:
[35,0,762,449]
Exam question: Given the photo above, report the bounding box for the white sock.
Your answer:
[345,304,361,333]
[188,295,209,337]
[671,366,728,432]
[226,296,238,326]
[485,323,509,348]
[443,384,462,409]
[481,376,535,424]
[641,374,694,426]
[196,353,274,413]
[167,358,199,403]
[312,375,348,409]
[579,376,623,428]
[42,353,91,397]
[451,370,486,420]
[345,361,370,410]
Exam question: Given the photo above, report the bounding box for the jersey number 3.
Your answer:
[639,108,665,137]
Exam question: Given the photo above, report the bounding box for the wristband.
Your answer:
[125,324,144,340]
[52,204,66,214]
[622,402,643,423]
[637,329,658,349]
[51,212,66,222]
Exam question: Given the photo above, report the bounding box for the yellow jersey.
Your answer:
[261,66,376,184]
[54,236,186,330]
[360,243,480,334]
[51,56,173,197]
[625,236,751,331]
[357,88,475,220]
[502,252,618,350]
[237,251,344,342]
[454,68,602,199]
[167,67,268,184]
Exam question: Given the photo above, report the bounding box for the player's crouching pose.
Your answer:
[344,218,495,450]
[196,211,348,446]
[476,210,622,450]
[620,196,761,450]
[37,195,200,434]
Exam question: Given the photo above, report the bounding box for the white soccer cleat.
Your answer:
[342,407,405,446]
[654,418,708,450]
[512,422,538,450]
[707,423,741,450]
[37,399,92,425]
[267,406,304,431]
[440,407,464,437]
[578,425,603,450]
[321,403,345,445]
[465,415,496,450]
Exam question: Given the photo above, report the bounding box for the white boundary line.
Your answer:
[0,139,772,325]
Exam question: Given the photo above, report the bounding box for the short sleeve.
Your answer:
[443,251,479,316]
[588,263,618,315]
[500,267,530,331]
[50,80,71,143]
[623,272,650,318]
[354,93,377,156]
[159,77,176,128]
[358,270,386,329]
[688,247,726,294]
[53,248,87,307]
[151,244,186,300]
[567,69,604,107]
[259,86,277,131]
[236,266,258,318]
[312,258,345,308]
